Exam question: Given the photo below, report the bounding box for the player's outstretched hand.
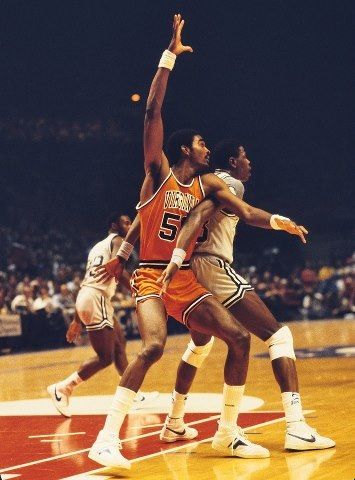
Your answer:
[157,262,179,295]
[275,218,309,243]
[168,14,193,56]
[94,258,124,283]
[66,320,82,343]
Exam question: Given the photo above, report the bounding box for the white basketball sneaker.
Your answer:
[285,421,335,451]
[132,390,160,409]
[88,430,131,469]
[212,423,270,458]
[160,416,198,443]
[47,384,71,418]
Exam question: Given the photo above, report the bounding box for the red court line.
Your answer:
[0,412,285,480]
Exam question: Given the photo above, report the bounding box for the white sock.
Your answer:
[219,383,245,428]
[103,386,136,435]
[168,390,187,421]
[281,392,305,424]
[57,372,83,395]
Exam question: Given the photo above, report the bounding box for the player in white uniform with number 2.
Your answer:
[47,213,158,417]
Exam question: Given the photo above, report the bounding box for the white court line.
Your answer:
[29,432,86,438]
[41,439,63,443]
[128,422,165,430]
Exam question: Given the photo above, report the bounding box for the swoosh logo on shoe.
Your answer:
[228,439,248,449]
[54,386,62,402]
[288,433,316,443]
[165,426,186,436]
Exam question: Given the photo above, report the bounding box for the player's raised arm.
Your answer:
[204,174,308,243]
[144,14,192,176]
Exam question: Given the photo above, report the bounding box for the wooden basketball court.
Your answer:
[0,319,354,479]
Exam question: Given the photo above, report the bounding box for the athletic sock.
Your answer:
[281,392,305,425]
[57,372,83,395]
[219,383,245,428]
[103,386,136,435]
[167,390,187,422]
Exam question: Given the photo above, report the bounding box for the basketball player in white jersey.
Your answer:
[158,140,335,452]
[47,213,158,417]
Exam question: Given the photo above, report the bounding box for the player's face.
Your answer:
[189,135,210,170]
[234,146,251,182]
[118,215,132,236]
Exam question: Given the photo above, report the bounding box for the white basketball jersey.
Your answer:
[81,233,118,299]
[194,170,245,264]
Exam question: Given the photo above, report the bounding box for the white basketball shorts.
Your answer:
[190,254,253,309]
[75,286,114,331]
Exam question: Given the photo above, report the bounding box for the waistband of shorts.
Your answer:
[139,260,190,270]
[191,252,232,264]
[79,285,112,298]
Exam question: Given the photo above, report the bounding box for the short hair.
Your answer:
[212,139,242,170]
[166,129,200,165]
[105,211,124,230]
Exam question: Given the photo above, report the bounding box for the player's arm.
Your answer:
[204,174,308,240]
[94,214,141,282]
[177,198,218,250]
[144,14,192,177]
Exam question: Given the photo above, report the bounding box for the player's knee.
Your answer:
[226,328,251,353]
[182,336,215,368]
[139,341,165,365]
[266,326,296,361]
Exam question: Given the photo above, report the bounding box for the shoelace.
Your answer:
[224,425,251,444]
[234,426,249,441]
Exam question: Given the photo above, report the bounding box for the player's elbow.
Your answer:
[145,99,161,119]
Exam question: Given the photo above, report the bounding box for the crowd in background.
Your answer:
[0,223,353,354]
[0,117,129,143]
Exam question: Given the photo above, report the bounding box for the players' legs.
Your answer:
[164,296,250,431]
[230,290,334,450]
[113,318,129,375]
[78,326,116,379]
[89,297,168,467]
[174,330,212,395]
[162,296,269,457]
[160,330,212,442]
[188,296,269,457]
[229,290,298,392]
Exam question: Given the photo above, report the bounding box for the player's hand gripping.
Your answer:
[168,14,193,56]
[66,319,82,343]
[157,262,180,295]
[275,217,309,243]
[94,257,124,283]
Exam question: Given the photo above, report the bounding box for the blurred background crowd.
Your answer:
[0,218,353,354]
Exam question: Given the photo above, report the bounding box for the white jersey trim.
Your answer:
[198,175,206,198]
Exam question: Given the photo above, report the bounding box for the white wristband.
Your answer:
[158,50,176,70]
[270,214,290,230]
[117,241,134,261]
[171,248,186,268]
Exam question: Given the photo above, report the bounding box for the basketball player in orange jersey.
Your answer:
[47,213,158,417]
[88,14,307,469]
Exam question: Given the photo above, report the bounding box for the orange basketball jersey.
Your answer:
[137,169,205,265]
